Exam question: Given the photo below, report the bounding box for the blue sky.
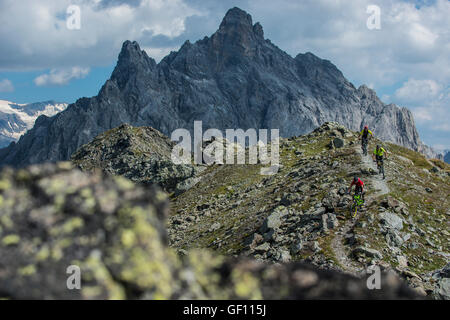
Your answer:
[0,0,448,149]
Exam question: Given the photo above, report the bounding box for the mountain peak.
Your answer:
[118,40,144,63]
[112,40,155,90]
[219,7,253,30]
[209,7,264,57]
[217,7,264,40]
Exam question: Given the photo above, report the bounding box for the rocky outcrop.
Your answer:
[0,163,420,299]
[0,7,432,168]
[71,124,201,192]
[431,263,450,300]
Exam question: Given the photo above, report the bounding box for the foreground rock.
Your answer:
[0,163,420,299]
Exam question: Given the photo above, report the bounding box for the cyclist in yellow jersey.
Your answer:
[372,145,387,159]
[360,126,373,155]
[360,125,373,141]
[372,145,388,179]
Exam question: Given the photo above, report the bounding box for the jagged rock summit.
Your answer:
[0,7,432,167]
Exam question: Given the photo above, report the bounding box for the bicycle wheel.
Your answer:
[362,141,368,156]
[352,205,358,217]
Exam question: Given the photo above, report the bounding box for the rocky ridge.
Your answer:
[71,123,201,192]
[168,122,450,299]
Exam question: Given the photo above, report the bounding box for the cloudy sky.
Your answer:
[0,0,448,149]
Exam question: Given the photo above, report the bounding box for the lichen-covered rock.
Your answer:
[0,163,421,299]
[71,124,200,192]
[0,162,173,299]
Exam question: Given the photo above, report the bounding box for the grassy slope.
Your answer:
[169,127,449,280]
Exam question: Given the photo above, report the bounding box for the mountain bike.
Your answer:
[350,192,364,217]
[361,138,368,156]
[375,157,385,179]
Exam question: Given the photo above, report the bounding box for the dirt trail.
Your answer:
[330,144,390,277]
[360,147,390,196]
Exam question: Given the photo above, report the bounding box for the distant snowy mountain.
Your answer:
[0,100,67,148]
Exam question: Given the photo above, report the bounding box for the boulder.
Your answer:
[379,212,403,231]
[352,246,383,259]
[260,206,288,233]
[330,138,345,149]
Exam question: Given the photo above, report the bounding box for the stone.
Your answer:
[210,222,221,232]
[260,206,288,233]
[290,241,303,255]
[386,230,404,247]
[379,212,403,231]
[327,213,339,229]
[397,255,408,268]
[275,249,292,263]
[254,243,271,253]
[352,246,383,259]
[331,138,345,149]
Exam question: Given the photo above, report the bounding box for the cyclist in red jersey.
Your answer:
[348,176,365,201]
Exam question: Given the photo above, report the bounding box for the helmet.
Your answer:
[364,125,368,130]
[353,176,358,182]
[376,144,380,149]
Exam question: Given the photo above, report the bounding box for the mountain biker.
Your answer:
[348,176,365,202]
[372,144,388,179]
[359,126,373,153]
[372,144,388,164]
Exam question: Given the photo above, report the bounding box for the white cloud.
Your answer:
[34,67,90,86]
[142,46,179,62]
[398,81,450,132]
[394,79,442,103]
[0,0,202,71]
[0,79,14,92]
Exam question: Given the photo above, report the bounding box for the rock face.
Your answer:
[0,100,67,148]
[444,151,450,164]
[71,123,200,192]
[0,7,432,168]
[0,163,420,299]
